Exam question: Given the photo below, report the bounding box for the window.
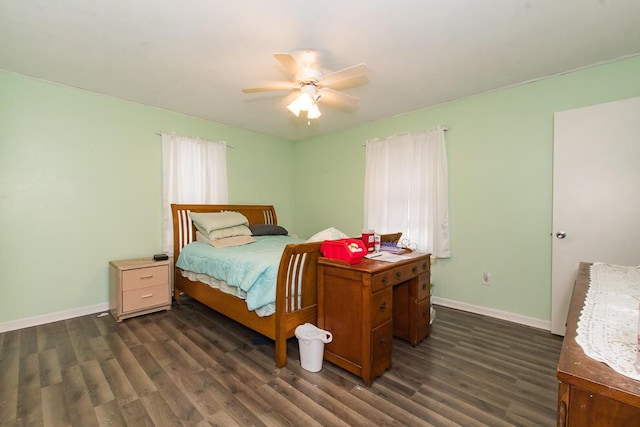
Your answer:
[363,126,450,257]
[161,133,228,254]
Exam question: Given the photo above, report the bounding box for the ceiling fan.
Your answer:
[242,51,370,120]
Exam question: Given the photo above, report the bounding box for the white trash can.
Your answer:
[295,323,333,372]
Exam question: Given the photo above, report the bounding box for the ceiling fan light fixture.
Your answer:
[286,99,302,117]
[287,90,315,117]
[244,53,369,121]
[307,102,321,119]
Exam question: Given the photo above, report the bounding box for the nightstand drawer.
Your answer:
[122,285,170,312]
[122,265,168,291]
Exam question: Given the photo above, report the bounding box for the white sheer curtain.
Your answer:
[161,133,228,254]
[363,126,450,257]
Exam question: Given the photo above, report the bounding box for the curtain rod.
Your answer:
[362,126,449,146]
[156,131,234,148]
[387,127,449,138]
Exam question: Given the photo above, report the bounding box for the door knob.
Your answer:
[556,231,567,239]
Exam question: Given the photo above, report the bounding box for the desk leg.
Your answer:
[557,382,569,427]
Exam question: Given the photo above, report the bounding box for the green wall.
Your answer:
[294,55,640,322]
[0,71,295,323]
[3,54,639,327]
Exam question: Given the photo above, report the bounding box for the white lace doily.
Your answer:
[576,262,640,380]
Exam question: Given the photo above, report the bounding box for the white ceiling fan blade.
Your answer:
[273,53,301,77]
[319,88,360,108]
[321,64,370,87]
[326,74,369,91]
[242,81,297,94]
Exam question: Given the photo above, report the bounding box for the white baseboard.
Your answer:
[432,296,551,331]
[0,302,110,333]
[1,298,550,334]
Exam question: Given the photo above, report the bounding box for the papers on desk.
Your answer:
[364,252,412,263]
[379,243,406,254]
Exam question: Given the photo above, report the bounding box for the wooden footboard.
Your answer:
[274,241,322,367]
[171,204,321,367]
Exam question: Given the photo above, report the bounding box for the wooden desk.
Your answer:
[317,252,431,386]
[557,262,640,426]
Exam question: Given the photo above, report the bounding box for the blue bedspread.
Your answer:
[175,236,304,312]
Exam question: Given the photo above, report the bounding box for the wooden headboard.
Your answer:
[171,204,278,256]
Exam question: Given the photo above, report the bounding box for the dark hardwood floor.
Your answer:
[0,300,562,426]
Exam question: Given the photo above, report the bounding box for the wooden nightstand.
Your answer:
[109,257,172,322]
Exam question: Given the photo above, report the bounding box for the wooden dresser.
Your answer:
[317,252,431,386]
[557,262,640,426]
[109,257,172,322]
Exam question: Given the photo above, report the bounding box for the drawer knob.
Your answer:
[379,337,387,348]
[422,283,428,291]
[422,262,428,270]
[412,266,418,274]
[395,271,402,279]
[140,294,154,299]
[381,277,388,284]
[379,302,387,312]
[140,275,154,279]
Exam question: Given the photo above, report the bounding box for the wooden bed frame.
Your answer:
[171,204,322,367]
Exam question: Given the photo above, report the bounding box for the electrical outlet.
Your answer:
[482,271,491,285]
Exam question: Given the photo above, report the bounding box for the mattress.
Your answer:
[175,235,304,316]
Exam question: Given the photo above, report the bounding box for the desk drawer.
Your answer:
[418,273,430,301]
[371,321,393,378]
[123,285,170,312]
[418,298,431,328]
[372,260,427,292]
[371,288,392,327]
[122,265,168,291]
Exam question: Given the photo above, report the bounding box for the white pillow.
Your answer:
[196,231,256,247]
[189,211,249,234]
[208,224,252,240]
[306,227,350,242]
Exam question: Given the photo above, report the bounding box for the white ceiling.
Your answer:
[2,1,640,141]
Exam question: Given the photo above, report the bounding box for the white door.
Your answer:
[551,96,640,336]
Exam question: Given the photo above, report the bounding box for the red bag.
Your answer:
[320,238,367,264]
